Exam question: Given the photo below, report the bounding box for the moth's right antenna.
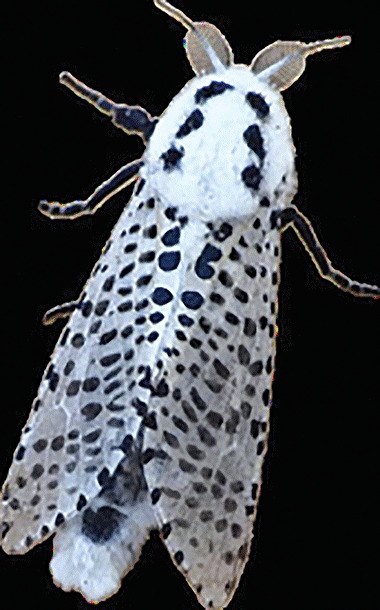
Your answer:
[153,0,232,75]
[252,37,351,91]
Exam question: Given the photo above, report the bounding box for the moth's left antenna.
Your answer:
[154,0,195,31]
[153,0,226,73]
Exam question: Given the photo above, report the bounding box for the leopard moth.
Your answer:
[1,1,379,608]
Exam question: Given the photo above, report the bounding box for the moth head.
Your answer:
[154,1,351,89]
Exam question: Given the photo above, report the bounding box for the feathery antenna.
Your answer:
[153,0,225,73]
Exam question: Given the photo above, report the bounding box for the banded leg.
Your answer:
[278,206,380,298]
[59,72,158,142]
[39,159,143,219]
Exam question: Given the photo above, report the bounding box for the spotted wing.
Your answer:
[143,209,280,609]
[0,183,161,553]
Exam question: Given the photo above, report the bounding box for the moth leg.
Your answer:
[42,300,81,326]
[278,206,380,298]
[39,159,143,220]
[59,72,158,143]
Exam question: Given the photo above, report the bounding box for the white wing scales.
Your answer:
[50,440,155,602]
[1,183,280,609]
[0,183,160,553]
[142,206,280,608]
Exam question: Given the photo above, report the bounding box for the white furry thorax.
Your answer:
[143,66,298,221]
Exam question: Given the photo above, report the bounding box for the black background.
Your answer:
[1,1,379,608]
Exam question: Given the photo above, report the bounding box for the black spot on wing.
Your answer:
[181,291,204,310]
[150,311,164,324]
[161,226,180,246]
[165,206,177,221]
[158,251,181,271]
[176,109,204,138]
[161,146,184,171]
[213,222,233,243]
[195,244,222,279]
[178,314,194,327]
[246,92,270,118]
[195,81,234,104]
[152,287,173,305]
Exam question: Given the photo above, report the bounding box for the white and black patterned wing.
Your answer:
[142,207,280,609]
[0,183,161,554]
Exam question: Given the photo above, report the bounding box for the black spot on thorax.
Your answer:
[176,109,204,138]
[243,124,265,161]
[135,179,146,195]
[161,146,184,171]
[195,81,234,104]
[241,164,262,190]
[246,92,270,118]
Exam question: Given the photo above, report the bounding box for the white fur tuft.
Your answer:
[50,500,155,603]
